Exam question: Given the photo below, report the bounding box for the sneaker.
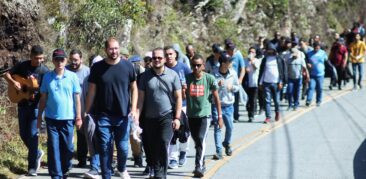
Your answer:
[305,102,310,107]
[263,118,270,124]
[248,116,254,123]
[316,102,321,107]
[193,166,205,178]
[275,112,280,122]
[143,166,154,178]
[76,161,87,168]
[293,106,298,111]
[28,168,37,176]
[233,119,239,123]
[119,170,130,179]
[142,166,150,178]
[212,153,223,160]
[178,152,187,166]
[36,149,44,171]
[168,160,178,169]
[223,143,232,156]
[359,84,363,89]
[84,169,99,179]
[133,155,143,168]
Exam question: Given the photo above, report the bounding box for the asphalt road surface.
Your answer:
[20,78,366,179]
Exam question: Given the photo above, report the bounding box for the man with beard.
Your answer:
[66,49,90,168]
[137,47,182,178]
[85,38,138,179]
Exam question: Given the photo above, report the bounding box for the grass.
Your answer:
[0,94,47,178]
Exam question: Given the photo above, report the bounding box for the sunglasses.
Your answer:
[192,64,203,68]
[152,56,164,60]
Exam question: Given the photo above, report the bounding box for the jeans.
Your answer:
[18,106,39,170]
[306,76,324,104]
[46,118,74,179]
[95,116,130,179]
[212,105,234,154]
[287,78,302,108]
[263,82,280,118]
[352,63,364,86]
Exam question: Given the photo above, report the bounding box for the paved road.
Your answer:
[20,78,366,179]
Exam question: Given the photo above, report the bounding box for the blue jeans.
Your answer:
[352,63,364,86]
[18,106,39,170]
[287,78,302,108]
[263,82,280,118]
[212,105,234,154]
[46,118,74,179]
[90,153,100,171]
[95,116,130,179]
[306,76,324,104]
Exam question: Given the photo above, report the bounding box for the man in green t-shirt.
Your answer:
[186,54,223,177]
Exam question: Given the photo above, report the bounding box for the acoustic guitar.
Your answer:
[8,74,39,103]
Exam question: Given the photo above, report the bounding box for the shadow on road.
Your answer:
[353,138,366,179]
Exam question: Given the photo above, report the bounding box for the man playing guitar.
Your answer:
[4,45,49,176]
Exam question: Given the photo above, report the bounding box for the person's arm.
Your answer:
[238,65,245,84]
[4,72,21,90]
[129,81,138,121]
[84,83,96,116]
[172,89,182,130]
[37,93,47,129]
[74,93,82,130]
[343,49,349,68]
[212,89,223,128]
[136,89,145,124]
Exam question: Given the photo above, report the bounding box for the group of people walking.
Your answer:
[4,24,366,179]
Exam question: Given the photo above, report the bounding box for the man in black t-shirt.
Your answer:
[85,38,138,179]
[4,45,49,176]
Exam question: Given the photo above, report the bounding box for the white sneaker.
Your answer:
[84,169,100,179]
[119,170,130,179]
[36,150,44,171]
[28,168,37,176]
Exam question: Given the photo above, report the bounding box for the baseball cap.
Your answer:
[52,48,67,59]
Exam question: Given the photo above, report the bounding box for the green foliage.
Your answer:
[246,0,289,18]
[213,17,238,40]
[202,0,224,12]
[41,0,147,52]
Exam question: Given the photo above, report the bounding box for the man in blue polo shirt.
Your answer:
[306,42,327,106]
[37,48,82,179]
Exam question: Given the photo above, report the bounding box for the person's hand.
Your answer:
[218,80,224,86]
[278,83,283,90]
[172,119,180,130]
[13,81,21,90]
[75,116,82,130]
[307,64,312,69]
[218,116,224,129]
[227,83,233,91]
[129,111,139,126]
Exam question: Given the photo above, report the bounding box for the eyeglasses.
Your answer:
[152,57,164,60]
[192,64,203,68]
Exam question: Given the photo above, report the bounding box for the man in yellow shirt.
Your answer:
[349,33,366,89]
